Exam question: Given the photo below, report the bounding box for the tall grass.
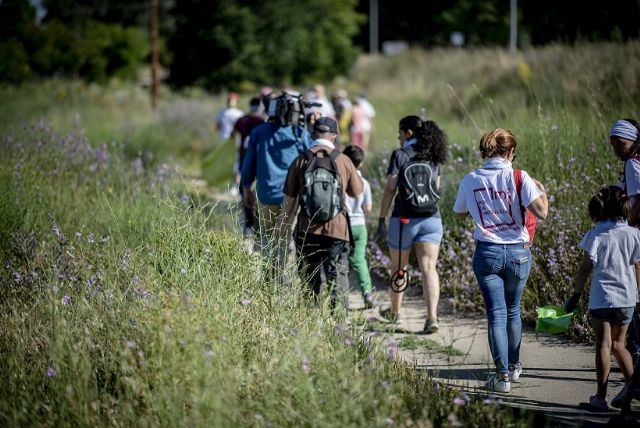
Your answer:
[0,124,529,426]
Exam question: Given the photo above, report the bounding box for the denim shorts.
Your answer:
[387,216,443,250]
[589,307,635,325]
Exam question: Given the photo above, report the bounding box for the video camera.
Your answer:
[266,91,322,127]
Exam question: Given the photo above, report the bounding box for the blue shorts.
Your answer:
[589,307,635,325]
[387,216,443,250]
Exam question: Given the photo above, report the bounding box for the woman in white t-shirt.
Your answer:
[610,118,640,227]
[564,186,640,410]
[453,128,548,393]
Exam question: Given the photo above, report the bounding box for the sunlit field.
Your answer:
[2,41,639,425]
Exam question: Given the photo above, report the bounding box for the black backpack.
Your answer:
[397,147,440,215]
[300,149,343,223]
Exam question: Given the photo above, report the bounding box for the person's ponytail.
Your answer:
[414,120,448,164]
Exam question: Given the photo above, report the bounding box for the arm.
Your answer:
[281,195,299,238]
[378,174,398,220]
[635,261,640,293]
[564,252,592,312]
[572,252,593,295]
[241,132,258,208]
[629,196,640,225]
[527,178,549,220]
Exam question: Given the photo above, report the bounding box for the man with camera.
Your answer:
[240,92,313,282]
[281,117,363,318]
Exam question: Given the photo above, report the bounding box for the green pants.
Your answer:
[348,224,372,293]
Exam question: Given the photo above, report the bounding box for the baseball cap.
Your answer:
[313,117,338,134]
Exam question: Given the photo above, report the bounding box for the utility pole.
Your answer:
[150,0,159,111]
[369,0,378,54]
[509,0,517,54]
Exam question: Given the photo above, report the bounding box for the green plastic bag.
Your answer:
[535,305,573,335]
[201,138,236,188]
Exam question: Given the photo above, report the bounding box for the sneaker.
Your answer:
[379,307,401,324]
[483,373,511,393]
[589,394,609,411]
[423,318,439,334]
[508,362,523,381]
[611,382,631,409]
[363,292,377,309]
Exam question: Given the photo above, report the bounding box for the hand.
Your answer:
[373,217,387,243]
[564,292,582,313]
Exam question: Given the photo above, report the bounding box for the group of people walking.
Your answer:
[226,92,640,406]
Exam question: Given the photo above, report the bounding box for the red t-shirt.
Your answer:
[234,115,265,165]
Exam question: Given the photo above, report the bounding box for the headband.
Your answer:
[609,119,638,141]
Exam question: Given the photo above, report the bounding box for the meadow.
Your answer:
[1,40,639,425]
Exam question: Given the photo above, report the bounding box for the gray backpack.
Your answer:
[300,149,343,223]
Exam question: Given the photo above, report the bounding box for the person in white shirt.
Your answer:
[564,186,640,410]
[610,118,640,226]
[342,145,375,308]
[453,128,548,393]
[216,92,244,141]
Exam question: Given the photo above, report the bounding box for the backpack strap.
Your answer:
[514,169,525,220]
[303,149,315,162]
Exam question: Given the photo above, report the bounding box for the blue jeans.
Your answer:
[472,241,532,375]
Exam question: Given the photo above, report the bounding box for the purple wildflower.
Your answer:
[453,396,466,406]
[127,340,137,349]
[240,298,251,305]
[385,417,394,425]
[47,367,57,377]
[302,357,311,373]
[61,295,71,305]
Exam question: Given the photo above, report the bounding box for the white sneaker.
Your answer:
[508,362,523,381]
[483,373,511,393]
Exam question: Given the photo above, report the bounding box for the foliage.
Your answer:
[168,0,364,90]
[32,19,149,83]
[0,123,530,426]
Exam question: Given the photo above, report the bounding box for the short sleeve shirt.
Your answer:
[284,145,363,241]
[453,164,542,244]
[345,173,371,226]
[579,220,640,309]
[624,157,640,197]
[387,147,441,218]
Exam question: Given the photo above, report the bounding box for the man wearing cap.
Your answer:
[282,117,363,317]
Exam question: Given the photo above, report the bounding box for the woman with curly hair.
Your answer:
[376,116,448,334]
[453,128,548,393]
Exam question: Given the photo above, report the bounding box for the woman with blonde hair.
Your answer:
[453,128,548,393]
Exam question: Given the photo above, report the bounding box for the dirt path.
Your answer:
[350,282,640,427]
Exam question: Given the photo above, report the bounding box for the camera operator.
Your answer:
[240,91,314,282]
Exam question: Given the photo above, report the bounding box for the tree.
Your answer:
[167,0,364,90]
[0,0,38,83]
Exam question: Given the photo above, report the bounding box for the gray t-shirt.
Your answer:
[580,219,640,309]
